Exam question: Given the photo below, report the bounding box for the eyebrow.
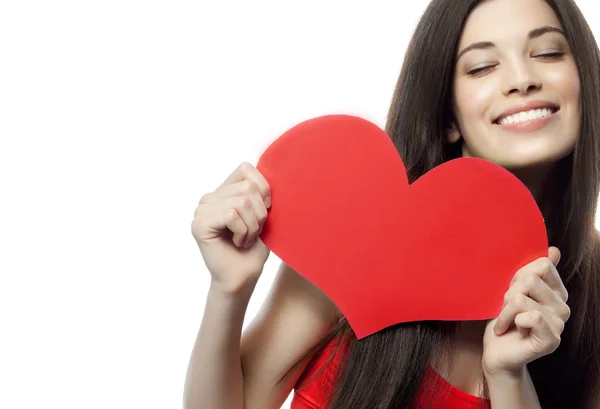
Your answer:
[456,25,566,61]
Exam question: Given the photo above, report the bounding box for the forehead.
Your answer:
[458,0,563,47]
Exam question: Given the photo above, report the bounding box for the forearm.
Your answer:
[183,282,255,409]
[486,366,542,409]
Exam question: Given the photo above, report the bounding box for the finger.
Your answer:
[548,246,561,266]
[219,196,261,248]
[200,181,269,244]
[514,310,561,355]
[219,162,271,202]
[202,180,271,209]
[494,294,541,335]
[503,274,570,321]
[195,203,249,247]
[510,256,568,302]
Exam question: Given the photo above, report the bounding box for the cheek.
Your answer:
[545,64,581,105]
[456,81,497,122]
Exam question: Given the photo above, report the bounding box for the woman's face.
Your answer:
[450,0,581,172]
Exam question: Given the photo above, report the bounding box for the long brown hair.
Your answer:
[277,1,600,408]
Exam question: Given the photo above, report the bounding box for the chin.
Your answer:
[484,155,565,173]
[462,139,576,172]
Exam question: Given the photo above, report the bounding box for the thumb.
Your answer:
[548,246,561,266]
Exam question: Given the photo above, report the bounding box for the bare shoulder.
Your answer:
[240,262,342,408]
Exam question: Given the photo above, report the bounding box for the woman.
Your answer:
[185,0,600,408]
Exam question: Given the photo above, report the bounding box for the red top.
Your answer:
[291,337,491,409]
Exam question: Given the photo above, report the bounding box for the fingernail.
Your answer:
[264,196,271,209]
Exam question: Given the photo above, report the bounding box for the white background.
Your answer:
[1,1,599,408]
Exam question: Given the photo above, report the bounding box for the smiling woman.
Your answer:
[186,0,600,408]
[449,6,581,186]
[276,0,600,408]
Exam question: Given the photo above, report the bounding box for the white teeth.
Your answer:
[497,108,554,125]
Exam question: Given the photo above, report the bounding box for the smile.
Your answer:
[493,107,560,132]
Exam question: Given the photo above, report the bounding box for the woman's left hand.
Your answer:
[482,246,571,378]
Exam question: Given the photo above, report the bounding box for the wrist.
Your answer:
[209,278,258,301]
[484,365,541,408]
[484,364,527,384]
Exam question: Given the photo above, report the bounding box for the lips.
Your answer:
[493,100,560,124]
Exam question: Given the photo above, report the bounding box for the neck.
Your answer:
[432,320,488,396]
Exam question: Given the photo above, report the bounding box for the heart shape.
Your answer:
[256,114,548,339]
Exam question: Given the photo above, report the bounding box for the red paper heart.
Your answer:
[256,114,548,339]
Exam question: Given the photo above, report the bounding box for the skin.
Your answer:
[448,0,580,201]
[186,0,587,407]
[440,0,579,404]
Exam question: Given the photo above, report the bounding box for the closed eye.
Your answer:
[467,65,496,76]
[467,52,565,76]
[536,52,565,59]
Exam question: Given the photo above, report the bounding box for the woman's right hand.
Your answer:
[192,162,272,295]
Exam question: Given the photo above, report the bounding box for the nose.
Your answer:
[501,59,542,95]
